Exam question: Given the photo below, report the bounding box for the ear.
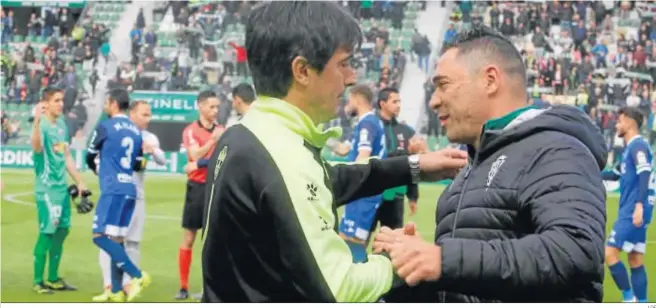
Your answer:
[482,64,501,95]
[291,55,311,87]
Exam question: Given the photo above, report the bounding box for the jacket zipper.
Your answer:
[442,150,479,303]
[451,160,475,239]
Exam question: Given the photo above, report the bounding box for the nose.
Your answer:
[429,90,441,111]
[344,67,357,87]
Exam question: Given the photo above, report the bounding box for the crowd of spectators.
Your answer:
[115,1,253,96]
[1,5,105,144]
[426,1,656,153]
[117,1,422,135]
[326,1,426,141]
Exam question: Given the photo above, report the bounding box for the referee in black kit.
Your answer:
[370,87,428,233]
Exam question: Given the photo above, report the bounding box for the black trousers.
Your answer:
[369,197,404,234]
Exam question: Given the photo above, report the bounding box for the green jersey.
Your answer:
[34,116,69,193]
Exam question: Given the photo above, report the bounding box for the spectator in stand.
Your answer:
[443,23,457,46]
[129,23,143,64]
[1,10,15,45]
[228,41,248,77]
[1,113,21,145]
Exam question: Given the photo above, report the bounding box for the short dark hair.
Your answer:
[619,106,644,128]
[129,100,149,111]
[377,87,399,107]
[197,90,218,104]
[41,86,64,102]
[246,1,362,98]
[349,84,374,105]
[232,83,256,105]
[442,25,526,88]
[107,88,131,111]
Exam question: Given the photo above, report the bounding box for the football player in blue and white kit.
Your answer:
[338,84,386,263]
[602,107,652,303]
[93,100,166,301]
[86,89,151,302]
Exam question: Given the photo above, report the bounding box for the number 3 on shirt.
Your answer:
[120,137,134,169]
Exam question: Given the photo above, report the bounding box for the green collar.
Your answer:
[484,105,538,131]
[250,96,342,148]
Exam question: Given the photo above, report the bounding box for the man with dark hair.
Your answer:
[86,88,150,302]
[231,83,256,118]
[602,106,652,303]
[201,1,468,302]
[175,90,224,300]
[373,87,426,233]
[375,25,607,302]
[93,100,167,301]
[31,86,87,294]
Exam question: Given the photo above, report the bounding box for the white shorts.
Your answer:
[126,198,145,242]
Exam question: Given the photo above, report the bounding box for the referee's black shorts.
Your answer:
[182,180,206,230]
[369,197,404,233]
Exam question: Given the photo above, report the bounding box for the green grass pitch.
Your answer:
[1,169,654,302]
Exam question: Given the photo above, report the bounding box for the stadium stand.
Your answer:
[110,1,426,136]
[0,3,118,145]
[423,1,656,154]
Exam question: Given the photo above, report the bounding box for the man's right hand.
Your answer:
[373,222,420,254]
[418,148,468,181]
[33,102,45,121]
[184,162,199,174]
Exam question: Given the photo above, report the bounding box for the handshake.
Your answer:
[373,222,443,287]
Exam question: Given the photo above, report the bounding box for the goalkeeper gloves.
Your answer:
[68,185,95,214]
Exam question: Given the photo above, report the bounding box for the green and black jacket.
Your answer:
[380,115,419,202]
[201,97,412,302]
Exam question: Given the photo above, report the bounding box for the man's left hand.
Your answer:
[388,236,442,287]
[143,142,155,154]
[633,203,644,227]
[408,200,418,216]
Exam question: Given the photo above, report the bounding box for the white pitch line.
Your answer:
[4,191,178,221]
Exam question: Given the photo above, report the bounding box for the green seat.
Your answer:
[6,103,17,111]
[160,39,173,47]
[12,35,23,43]
[400,38,411,51]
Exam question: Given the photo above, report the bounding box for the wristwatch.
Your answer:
[408,154,420,184]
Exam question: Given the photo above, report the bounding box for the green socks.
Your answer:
[33,228,70,285]
[33,233,52,285]
[48,228,69,282]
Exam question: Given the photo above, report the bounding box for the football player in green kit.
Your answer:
[31,86,89,294]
